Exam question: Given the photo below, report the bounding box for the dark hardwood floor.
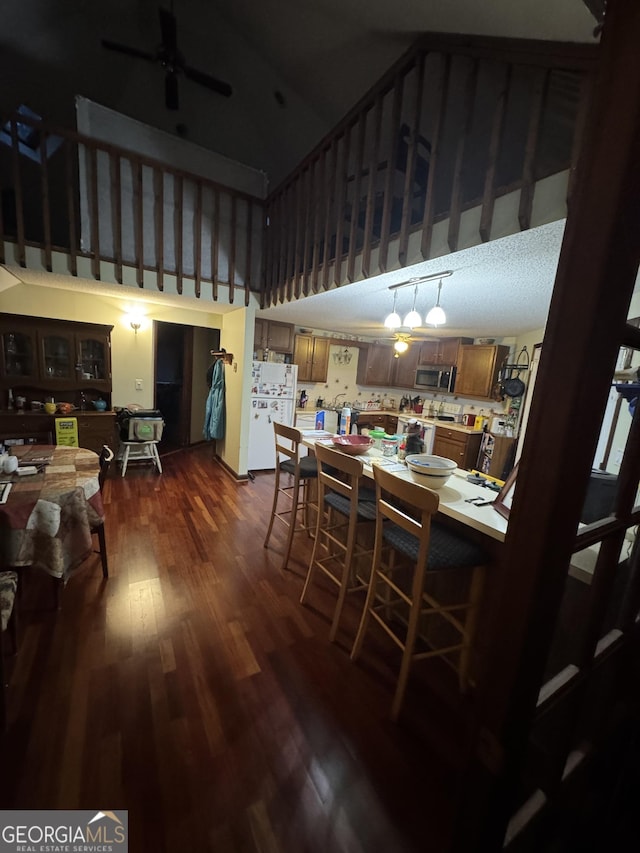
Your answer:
[1,445,476,852]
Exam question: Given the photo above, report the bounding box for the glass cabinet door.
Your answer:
[2,330,37,380]
[41,333,73,379]
[78,335,110,381]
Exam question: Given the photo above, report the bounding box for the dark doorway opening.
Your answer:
[154,321,221,449]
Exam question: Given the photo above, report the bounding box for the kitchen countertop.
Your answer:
[294,408,483,434]
[397,414,484,435]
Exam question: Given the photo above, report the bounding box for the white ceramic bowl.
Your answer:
[405,454,457,488]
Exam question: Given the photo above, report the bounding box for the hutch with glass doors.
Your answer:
[0,314,116,454]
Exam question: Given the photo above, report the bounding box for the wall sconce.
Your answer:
[126,312,144,335]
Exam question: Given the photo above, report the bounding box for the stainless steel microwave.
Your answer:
[415,364,456,393]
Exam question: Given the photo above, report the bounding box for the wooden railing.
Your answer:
[0,113,265,305]
[262,34,597,307]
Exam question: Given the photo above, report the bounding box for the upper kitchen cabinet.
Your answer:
[254,318,294,354]
[419,337,473,365]
[392,342,421,388]
[294,335,330,383]
[456,344,509,399]
[357,343,394,387]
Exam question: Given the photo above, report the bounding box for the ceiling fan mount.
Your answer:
[101,4,232,110]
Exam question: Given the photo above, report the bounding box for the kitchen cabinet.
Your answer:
[357,412,398,435]
[356,343,394,387]
[418,337,473,366]
[1,315,113,409]
[391,343,421,388]
[455,344,509,399]
[254,318,294,354]
[433,425,482,470]
[0,411,117,455]
[293,335,330,382]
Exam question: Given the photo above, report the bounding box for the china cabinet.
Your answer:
[1,314,113,409]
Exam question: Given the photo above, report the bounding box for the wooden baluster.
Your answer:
[420,52,451,261]
[448,57,479,253]
[377,74,404,274]
[480,64,512,244]
[398,53,426,267]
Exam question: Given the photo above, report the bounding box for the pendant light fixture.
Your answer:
[383,269,453,330]
[383,289,401,329]
[403,285,421,329]
[425,278,446,327]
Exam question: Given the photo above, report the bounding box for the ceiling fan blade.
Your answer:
[101,38,156,63]
[165,71,179,110]
[183,65,232,98]
[158,6,178,54]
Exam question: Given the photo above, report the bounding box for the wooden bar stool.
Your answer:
[263,422,318,571]
[300,443,377,642]
[351,464,488,721]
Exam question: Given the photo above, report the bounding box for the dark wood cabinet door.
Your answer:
[419,341,440,364]
[1,328,39,384]
[267,321,294,352]
[358,344,393,386]
[456,345,509,398]
[392,343,420,387]
[293,335,314,381]
[309,337,330,382]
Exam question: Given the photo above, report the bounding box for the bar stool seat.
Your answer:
[264,422,318,572]
[300,443,377,642]
[351,464,488,720]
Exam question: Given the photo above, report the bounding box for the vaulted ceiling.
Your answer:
[1,1,603,339]
[2,0,598,188]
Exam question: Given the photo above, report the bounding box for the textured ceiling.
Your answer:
[257,221,566,340]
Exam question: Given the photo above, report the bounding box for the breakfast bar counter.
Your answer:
[301,436,507,543]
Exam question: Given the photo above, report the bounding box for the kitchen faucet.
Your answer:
[332,393,347,407]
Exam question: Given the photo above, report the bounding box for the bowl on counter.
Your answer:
[330,435,373,456]
[405,454,457,488]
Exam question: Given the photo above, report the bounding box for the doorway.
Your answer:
[154,321,221,448]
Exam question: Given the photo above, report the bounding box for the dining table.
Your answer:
[300,433,508,544]
[0,444,104,582]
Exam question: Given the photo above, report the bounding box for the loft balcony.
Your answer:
[0,34,597,307]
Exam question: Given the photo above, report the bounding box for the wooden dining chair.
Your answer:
[52,444,114,609]
[93,445,114,578]
[351,464,488,720]
[263,422,318,572]
[300,443,377,642]
[0,571,18,730]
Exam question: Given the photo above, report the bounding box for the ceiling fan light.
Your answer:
[394,338,409,354]
[425,304,446,326]
[403,308,422,329]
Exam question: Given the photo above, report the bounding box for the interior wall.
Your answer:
[0,282,223,409]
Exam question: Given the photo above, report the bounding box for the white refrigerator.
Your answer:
[248,361,298,470]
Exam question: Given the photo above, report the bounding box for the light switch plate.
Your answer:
[135,379,143,390]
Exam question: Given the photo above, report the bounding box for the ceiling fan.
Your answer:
[101,3,232,110]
